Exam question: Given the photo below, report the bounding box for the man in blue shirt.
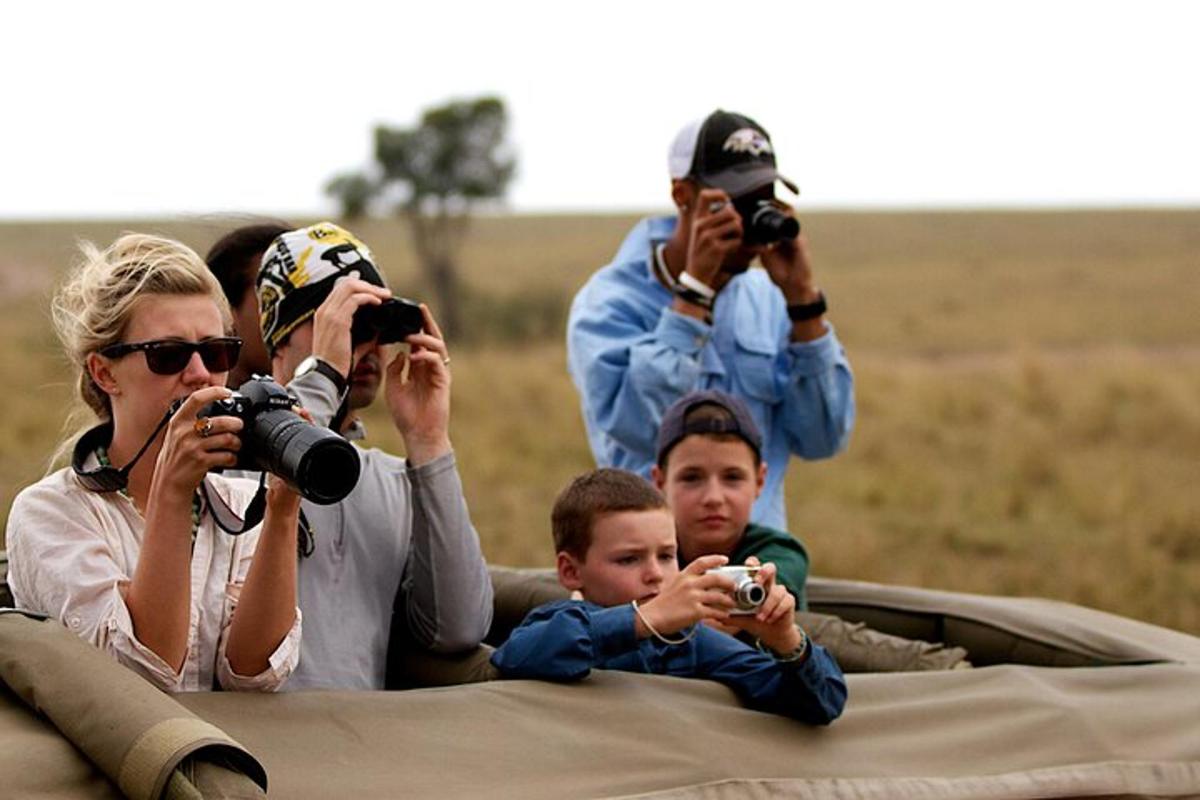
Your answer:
[567,110,855,530]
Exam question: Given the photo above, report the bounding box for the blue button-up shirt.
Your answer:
[491,599,847,725]
[567,216,855,529]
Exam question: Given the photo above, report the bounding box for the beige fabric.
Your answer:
[0,694,122,799]
[807,577,1200,665]
[4,577,1200,799]
[117,718,246,800]
[796,610,969,672]
[0,612,267,798]
[608,763,1200,800]
[178,665,1200,799]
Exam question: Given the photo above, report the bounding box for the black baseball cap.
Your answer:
[656,390,764,466]
[667,110,798,198]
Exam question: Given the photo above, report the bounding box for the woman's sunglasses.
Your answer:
[99,337,243,375]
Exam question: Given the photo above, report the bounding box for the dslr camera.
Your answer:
[351,297,425,346]
[706,565,766,615]
[199,376,361,505]
[711,198,800,246]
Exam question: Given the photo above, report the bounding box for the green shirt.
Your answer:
[730,523,811,610]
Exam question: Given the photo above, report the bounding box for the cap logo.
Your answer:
[259,284,280,339]
[723,128,772,157]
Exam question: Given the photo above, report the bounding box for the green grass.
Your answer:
[2,210,1198,633]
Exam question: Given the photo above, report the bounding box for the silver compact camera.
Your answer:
[706,565,766,615]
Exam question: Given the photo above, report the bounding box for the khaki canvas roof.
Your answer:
[1,574,1198,799]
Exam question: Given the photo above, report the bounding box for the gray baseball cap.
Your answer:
[656,390,764,466]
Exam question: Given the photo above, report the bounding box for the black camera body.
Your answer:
[351,298,424,346]
[199,376,361,505]
[731,197,800,246]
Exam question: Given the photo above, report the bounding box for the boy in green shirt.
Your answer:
[652,390,811,608]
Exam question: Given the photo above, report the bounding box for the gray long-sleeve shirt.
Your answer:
[238,369,493,691]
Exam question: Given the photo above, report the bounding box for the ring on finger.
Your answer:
[194,417,214,438]
[442,356,451,366]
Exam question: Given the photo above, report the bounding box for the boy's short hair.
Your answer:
[656,390,763,468]
[552,468,667,560]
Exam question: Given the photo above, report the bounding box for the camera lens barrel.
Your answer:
[246,410,361,504]
[732,574,767,611]
[747,204,800,245]
[201,377,362,504]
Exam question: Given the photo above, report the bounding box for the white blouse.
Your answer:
[5,467,301,692]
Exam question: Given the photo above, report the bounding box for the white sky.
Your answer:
[3,0,1198,218]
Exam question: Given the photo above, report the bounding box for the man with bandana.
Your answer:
[255,222,492,690]
[567,110,856,531]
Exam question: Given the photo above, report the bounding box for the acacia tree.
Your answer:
[327,96,516,339]
[323,172,375,220]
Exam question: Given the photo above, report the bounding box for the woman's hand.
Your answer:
[151,386,242,501]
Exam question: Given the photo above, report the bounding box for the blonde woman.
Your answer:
[6,234,302,692]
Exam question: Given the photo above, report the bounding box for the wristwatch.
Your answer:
[787,291,827,322]
[759,627,810,664]
[293,356,347,394]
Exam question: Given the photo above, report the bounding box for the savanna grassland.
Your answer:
[1,210,1198,633]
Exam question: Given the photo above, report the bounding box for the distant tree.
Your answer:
[326,96,516,339]
[324,171,375,220]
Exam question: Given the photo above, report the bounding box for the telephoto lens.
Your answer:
[199,376,361,504]
[245,406,361,504]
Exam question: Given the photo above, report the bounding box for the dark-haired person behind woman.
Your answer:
[6,234,303,692]
[204,220,291,388]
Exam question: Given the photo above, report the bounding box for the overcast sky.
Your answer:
[3,0,1198,219]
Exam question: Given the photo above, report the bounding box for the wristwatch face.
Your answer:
[293,355,319,381]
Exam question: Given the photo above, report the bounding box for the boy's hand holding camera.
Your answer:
[633,554,804,657]
[724,556,805,657]
[633,554,735,639]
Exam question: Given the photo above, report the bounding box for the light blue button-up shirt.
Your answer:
[567,216,855,530]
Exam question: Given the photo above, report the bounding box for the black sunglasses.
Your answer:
[99,337,243,375]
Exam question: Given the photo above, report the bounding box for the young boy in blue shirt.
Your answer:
[490,468,846,725]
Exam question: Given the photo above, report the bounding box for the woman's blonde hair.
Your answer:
[49,233,232,467]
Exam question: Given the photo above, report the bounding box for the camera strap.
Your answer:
[199,474,266,536]
[200,475,316,554]
[71,404,179,493]
[72,404,270,538]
